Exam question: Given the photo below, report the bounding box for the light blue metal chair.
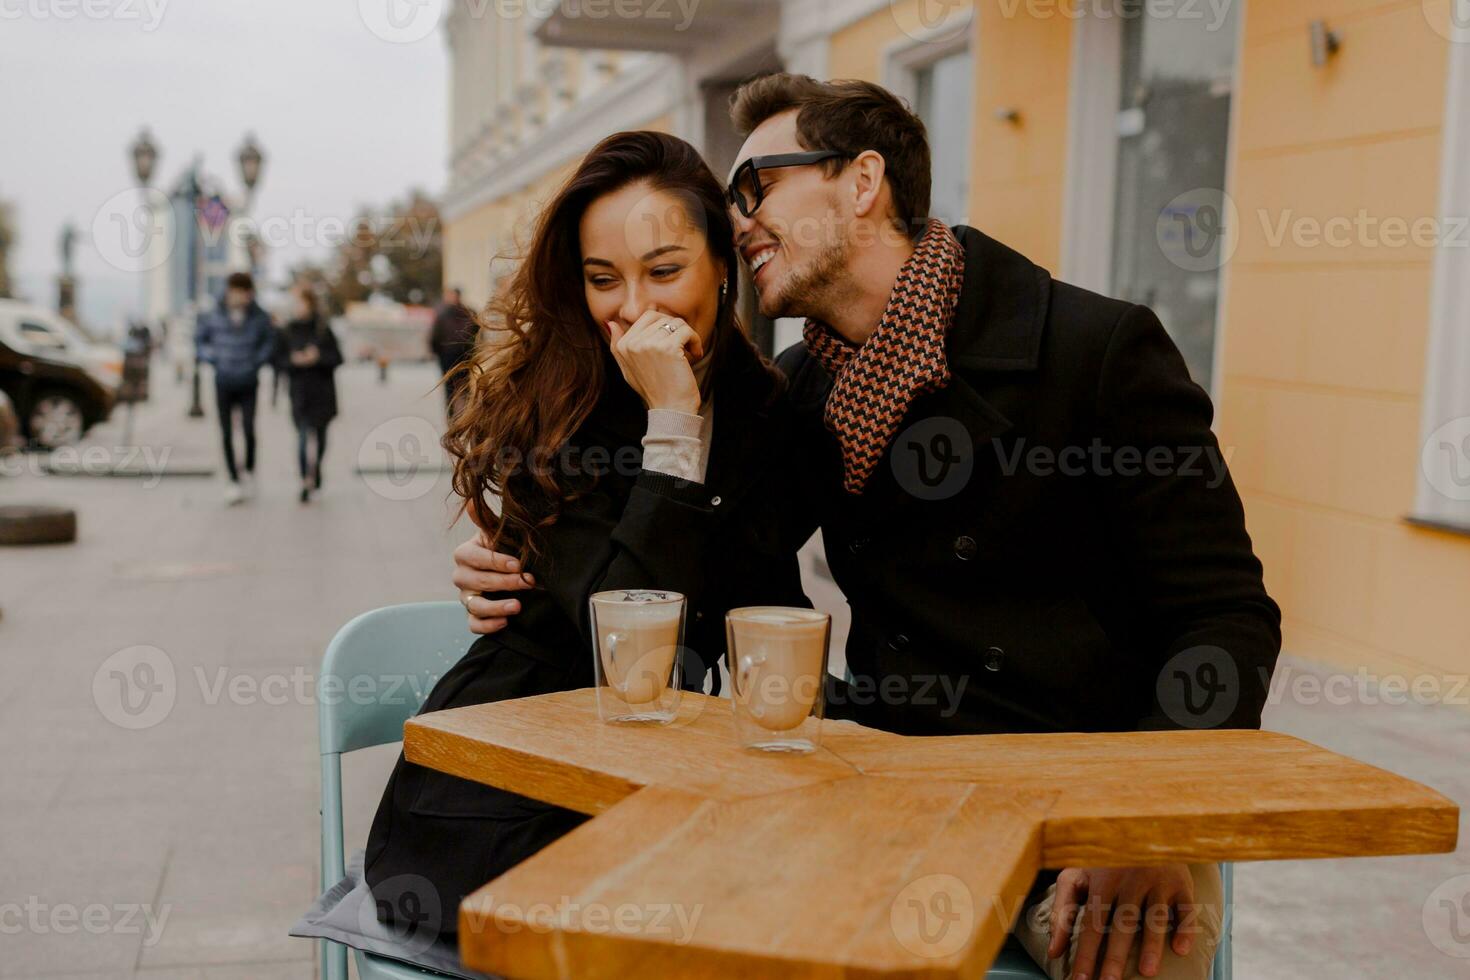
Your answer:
[985,863,1233,978]
[318,601,477,980]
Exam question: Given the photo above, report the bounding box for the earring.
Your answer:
[720,278,728,302]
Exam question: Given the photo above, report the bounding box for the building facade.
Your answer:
[442,0,1470,690]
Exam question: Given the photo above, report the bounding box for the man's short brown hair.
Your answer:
[730,73,931,236]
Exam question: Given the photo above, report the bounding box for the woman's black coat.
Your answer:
[276,316,341,428]
[363,332,811,939]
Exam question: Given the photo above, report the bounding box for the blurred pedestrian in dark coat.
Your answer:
[428,286,477,419]
[277,285,342,503]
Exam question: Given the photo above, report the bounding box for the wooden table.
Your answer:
[404,689,1459,979]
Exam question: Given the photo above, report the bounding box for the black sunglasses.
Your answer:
[724,150,850,218]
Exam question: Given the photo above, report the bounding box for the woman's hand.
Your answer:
[453,531,534,635]
[607,310,703,414]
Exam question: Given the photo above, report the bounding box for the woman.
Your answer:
[276,285,342,502]
[363,132,814,942]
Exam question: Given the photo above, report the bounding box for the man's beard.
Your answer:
[759,237,851,323]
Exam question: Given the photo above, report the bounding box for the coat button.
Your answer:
[983,646,1005,672]
[849,536,871,555]
[887,633,910,651]
[710,496,722,506]
[954,535,978,561]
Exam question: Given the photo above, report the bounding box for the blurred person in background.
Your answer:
[268,313,287,410]
[429,285,477,420]
[276,284,343,504]
[195,271,275,505]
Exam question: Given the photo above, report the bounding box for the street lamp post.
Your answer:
[127,129,159,434]
[237,132,264,204]
[129,128,158,321]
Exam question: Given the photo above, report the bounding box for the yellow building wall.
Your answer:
[1218,0,1469,682]
[443,113,675,310]
[825,0,1071,271]
[826,0,1470,685]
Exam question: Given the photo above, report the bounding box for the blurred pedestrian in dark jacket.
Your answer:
[276,285,343,503]
[195,271,274,505]
[428,286,477,419]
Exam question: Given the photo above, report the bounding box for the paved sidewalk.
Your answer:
[1,360,460,979]
[0,358,1465,978]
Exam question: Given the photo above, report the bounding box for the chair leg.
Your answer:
[321,752,350,980]
[1211,862,1233,980]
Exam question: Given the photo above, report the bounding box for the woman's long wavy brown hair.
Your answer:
[443,131,745,564]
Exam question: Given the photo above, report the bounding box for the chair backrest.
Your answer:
[318,601,476,756]
[317,602,475,980]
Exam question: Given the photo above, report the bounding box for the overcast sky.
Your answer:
[0,0,448,332]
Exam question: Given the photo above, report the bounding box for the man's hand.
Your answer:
[1048,864,1197,980]
[453,531,535,634]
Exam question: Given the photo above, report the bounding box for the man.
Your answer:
[454,75,1280,980]
[429,286,477,419]
[195,271,274,504]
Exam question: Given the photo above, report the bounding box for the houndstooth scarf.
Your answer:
[802,218,966,494]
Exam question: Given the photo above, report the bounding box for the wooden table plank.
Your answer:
[403,688,1461,979]
[822,728,1460,865]
[404,689,860,814]
[459,781,1058,979]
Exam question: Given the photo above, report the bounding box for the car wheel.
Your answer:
[28,390,86,448]
[0,504,77,546]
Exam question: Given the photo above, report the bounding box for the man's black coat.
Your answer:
[778,225,1281,736]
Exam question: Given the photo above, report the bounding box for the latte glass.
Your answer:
[589,589,685,724]
[726,606,832,753]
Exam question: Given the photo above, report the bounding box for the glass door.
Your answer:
[1109,0,1240,389]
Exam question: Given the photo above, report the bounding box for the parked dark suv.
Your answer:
[0,311,116,448]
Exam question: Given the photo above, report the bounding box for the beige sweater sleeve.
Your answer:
[641,405,714,484]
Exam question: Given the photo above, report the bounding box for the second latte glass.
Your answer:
[726,606,832,753]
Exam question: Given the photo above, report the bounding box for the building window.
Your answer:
[1413,21,1470,531]
[1063,1,1241,395]
[884,14,974,228]
[913,48,973,228]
